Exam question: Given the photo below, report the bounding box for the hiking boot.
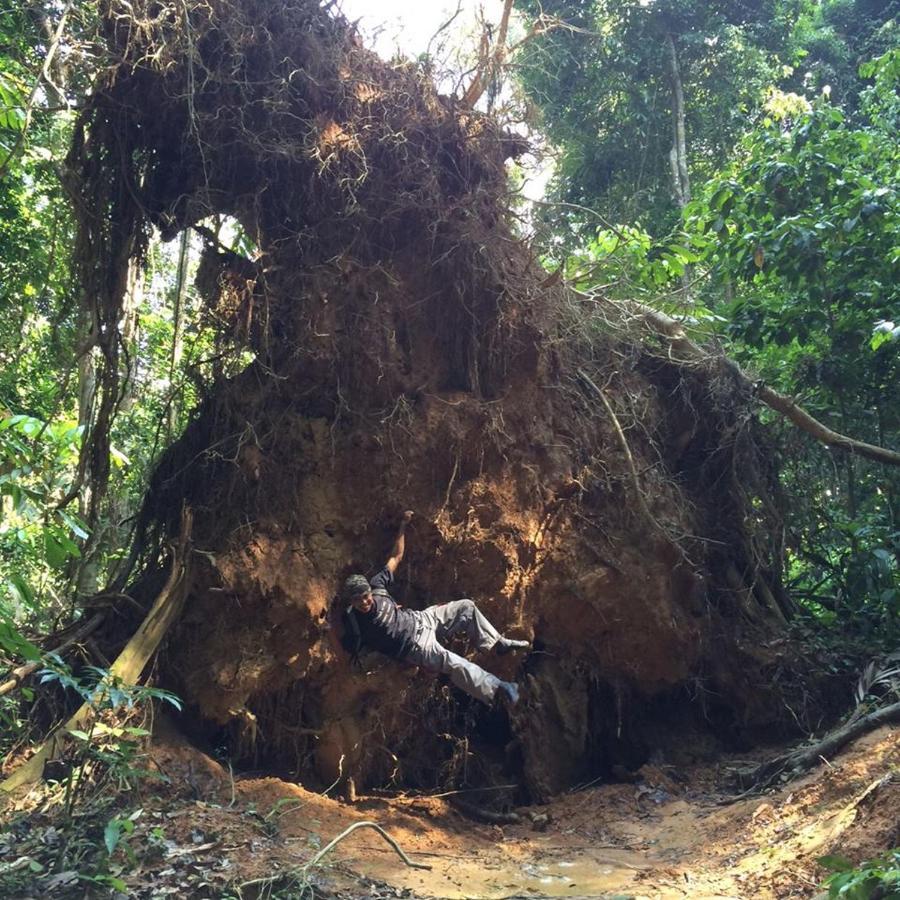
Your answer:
[493,637,531,656]
[496,680,520,708]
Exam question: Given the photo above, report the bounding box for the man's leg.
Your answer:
[427,599,530,654]
[426,598,503,652]
[407,629,504,705]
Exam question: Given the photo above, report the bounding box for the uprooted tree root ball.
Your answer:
[64,0,834,798]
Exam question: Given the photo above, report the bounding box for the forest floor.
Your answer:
[58,722,895,899]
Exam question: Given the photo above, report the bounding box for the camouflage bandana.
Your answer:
[341,574,371,601]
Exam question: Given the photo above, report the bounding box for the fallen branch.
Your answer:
[599,295,900,468]
[0,612,105,698]
[0,507,193,794]
[746,698,900,792]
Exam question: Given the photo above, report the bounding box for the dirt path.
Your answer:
[137,725,900,899]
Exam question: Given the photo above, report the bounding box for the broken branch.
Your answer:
[604,296,900,467]
[460,0,514,109]
[745,698,900,792]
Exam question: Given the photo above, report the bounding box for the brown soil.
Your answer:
[102,723,898,899]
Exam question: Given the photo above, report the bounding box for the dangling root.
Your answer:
[305,820,432,870]
[236,820,432,895]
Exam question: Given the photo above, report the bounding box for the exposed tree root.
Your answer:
[576,368,680,552]
[233,819,434,891]
[306,820,432,871]
[50,0,837,794]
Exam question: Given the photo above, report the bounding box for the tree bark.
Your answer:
[665,32,690,210]
[75,309,99,597]
[460,0,514,109]
[168,230,190,438]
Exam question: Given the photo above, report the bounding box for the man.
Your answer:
[338,510,528,707]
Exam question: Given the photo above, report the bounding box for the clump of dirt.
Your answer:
[68,0,834,797]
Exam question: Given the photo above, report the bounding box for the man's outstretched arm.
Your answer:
[385,510,414,574]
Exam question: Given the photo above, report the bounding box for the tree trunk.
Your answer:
[665,32,690,210]
[665,31,692,302]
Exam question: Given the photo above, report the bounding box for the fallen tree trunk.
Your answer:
[0,509,192,794]
[746,699,900,792]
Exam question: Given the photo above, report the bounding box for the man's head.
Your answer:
[342,574,373,613]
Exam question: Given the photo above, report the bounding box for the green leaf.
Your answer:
[55,532,81,558]
[104,818,122,855]
[0,619,41,661]
[43,531,69,569]
[6,574,35,610]
[871,331,892,351]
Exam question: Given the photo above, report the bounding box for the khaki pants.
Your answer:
[406,599,504,705]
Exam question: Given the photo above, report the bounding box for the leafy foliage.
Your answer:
[519,0,900,663]
[518,0,793,238]
[681,55,900,639]
[0,658,182,896]
[820,849,900,899]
